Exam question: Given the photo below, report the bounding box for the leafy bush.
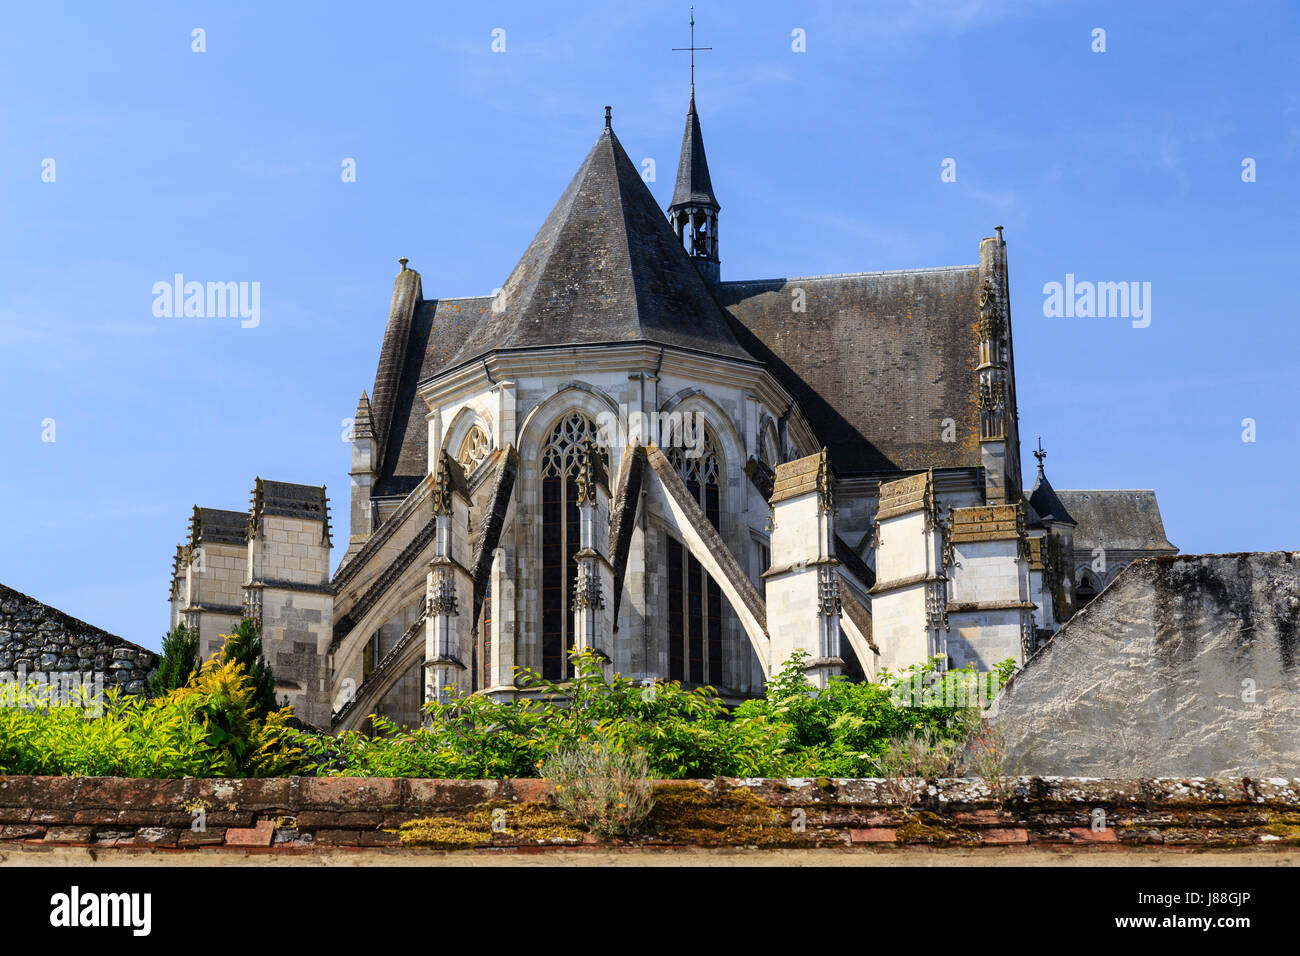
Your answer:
[542,738,655,839]
[292,651,785,779]
[295,650,1011,780]
[733,652,1015,777]
[0,643,302,778]
[1,639,1012,780]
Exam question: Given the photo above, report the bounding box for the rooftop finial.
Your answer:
[398,257,408,272]
[673,7,711,101]
[1033,435,1047,475]
[604,105,611,130]
[995,225,1004,243]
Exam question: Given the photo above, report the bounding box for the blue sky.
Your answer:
[2,0,1297,650]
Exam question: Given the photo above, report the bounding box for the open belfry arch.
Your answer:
[173,19,1177,730]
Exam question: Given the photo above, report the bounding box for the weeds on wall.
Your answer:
[542,738,656,838]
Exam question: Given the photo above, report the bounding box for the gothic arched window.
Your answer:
[539,412,607,680]
[666,430,724,687]
[457,424,490,474]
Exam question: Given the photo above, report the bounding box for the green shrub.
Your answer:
[0,646,302,778]
[734,652,1015,777]
[293,651,786,779]
[149,622,199,697]
[1,640,1012,780]
[219,618,281,718]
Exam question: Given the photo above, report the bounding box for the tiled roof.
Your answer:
[372,295,493,499]
[1028,467,1077,526]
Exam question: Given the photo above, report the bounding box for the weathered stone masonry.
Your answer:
[0,584,156,695]
[3,776,1298,851]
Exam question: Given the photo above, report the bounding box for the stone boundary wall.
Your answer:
[2,776,1299,852]
[0,584,157,695]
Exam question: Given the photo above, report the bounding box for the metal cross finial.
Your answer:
[672,7,712,97]
[1033,436,1047,471]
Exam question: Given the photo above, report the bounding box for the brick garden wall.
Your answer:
[2,776,1298,852]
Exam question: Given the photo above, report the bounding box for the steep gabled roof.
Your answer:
[718,267,982,475]
[438,124,753,372]
[669,94,719,211]
[372,295,494,499]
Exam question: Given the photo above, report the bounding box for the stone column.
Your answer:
[571,442,614,668]
[424,454,473,707]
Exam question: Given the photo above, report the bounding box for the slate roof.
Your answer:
[1056,490,1177,552]
[372,295,494,498]
[437,125,753,372]
[1027,466,1077,526]
[670,94,719,211]
[717,267,982,475]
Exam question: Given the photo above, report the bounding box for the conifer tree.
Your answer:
[148,622,200,696]
[220,618,281,718]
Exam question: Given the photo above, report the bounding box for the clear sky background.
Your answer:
[2,1,1297,650]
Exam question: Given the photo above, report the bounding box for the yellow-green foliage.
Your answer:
[0,649,302,778]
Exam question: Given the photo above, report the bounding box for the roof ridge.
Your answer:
[1058,488,1158,493]
[721,264,978,285]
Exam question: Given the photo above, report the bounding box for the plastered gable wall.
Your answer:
[989,553,1300,776]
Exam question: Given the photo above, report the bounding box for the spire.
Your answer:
[669,93,719,212]
[668,11,721,286]
[1027,438,1077,526]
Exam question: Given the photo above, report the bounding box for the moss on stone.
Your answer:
[1263,813,1300,845]
[895,811,978,846]
[395,801,583,849]
[644,782,808,847]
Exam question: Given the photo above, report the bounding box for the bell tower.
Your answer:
[669,11,721,287]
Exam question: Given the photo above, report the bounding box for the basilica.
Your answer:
[169,90,1176,731]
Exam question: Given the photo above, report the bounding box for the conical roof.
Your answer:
[440,123,750,371]
[1028,462,1077,526]
[669,94,719,211]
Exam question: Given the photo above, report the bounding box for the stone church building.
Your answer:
[169,93,1175,731]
